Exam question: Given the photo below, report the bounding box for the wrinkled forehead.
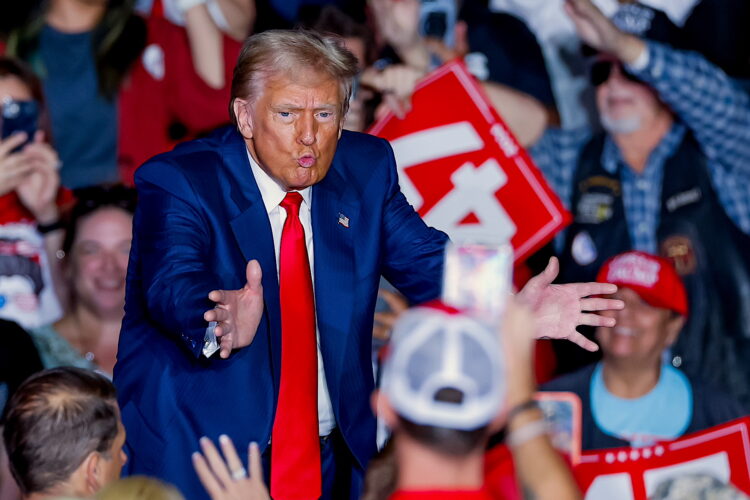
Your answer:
[255,68,346,107]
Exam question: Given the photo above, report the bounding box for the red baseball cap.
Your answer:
[596,251,688,316]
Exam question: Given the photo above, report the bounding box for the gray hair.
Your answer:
[229,29,359,124]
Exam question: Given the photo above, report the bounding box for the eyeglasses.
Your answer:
[589,60,640,87]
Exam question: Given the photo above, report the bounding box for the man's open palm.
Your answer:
[204,260,264,358]
[518,257,624,352]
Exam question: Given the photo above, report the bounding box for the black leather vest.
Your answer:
[558,133,750,409]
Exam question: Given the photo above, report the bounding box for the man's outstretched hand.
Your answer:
[517,257,624,352]
[204,260,264,359]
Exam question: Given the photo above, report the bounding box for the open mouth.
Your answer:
[612,327,636,337]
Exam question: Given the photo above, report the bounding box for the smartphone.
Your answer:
[1,98,39,151]
[420,0,457,48]
[442,241,513,323]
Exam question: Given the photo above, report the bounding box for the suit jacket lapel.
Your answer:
[312,162,358,386]
[222,131,282,386]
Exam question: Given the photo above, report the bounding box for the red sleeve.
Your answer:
[118,16,241,185]
[163,18,241,132]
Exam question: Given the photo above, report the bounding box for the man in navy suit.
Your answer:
[114,30,621,500]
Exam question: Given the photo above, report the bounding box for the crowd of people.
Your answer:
[1,0,749,499]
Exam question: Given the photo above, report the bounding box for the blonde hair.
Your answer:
[96,476,184,500]
[229,29,359,124]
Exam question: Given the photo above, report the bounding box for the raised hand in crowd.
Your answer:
[12,130,66,308]
[423,20,470,63]
[366,0,549,145]
[15,131,61,225]
[192,435,270,500]
[498,297,582,500]
[0,133,36,197]
[149,0,255,90]
[497,296,537,410]
[204,259,264,358]
[564,0,646,63]
[516,256,622,352]
[373,288,409,341]
[362,64,426,120]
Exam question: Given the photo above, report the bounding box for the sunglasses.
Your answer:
[589,60,640,87]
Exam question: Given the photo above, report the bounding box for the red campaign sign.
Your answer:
[367,60,570,262]
[574,417,750,499]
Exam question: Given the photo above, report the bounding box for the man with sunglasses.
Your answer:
[516,0,750,408]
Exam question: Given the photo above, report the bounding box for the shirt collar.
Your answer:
[246,148,312,214]
[601,122,687,175]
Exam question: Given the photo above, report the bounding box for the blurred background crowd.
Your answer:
[0,0,749,499]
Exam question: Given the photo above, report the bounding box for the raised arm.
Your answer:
[565,0,750,233]
[500,299,582,500]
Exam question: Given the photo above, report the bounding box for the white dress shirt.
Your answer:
[248,151,336,436]
[202,151,336,435]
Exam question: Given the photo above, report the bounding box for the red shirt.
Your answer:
[118,12,241,184]
[390,489,495,500]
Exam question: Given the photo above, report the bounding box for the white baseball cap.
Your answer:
[380,302,506,431]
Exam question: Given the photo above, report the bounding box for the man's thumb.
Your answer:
[542,256,560,283]
[245,259,263,290]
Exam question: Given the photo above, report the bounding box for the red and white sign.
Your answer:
[574,418,750,499]
[368,61,570,262]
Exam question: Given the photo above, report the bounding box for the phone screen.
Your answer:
[442,241,513,323]
[420,0,456,48]
[1,98,39,150]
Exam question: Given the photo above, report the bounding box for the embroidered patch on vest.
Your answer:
[576,192,615,224]
[665,188,702,213]
[578,176,622,196]
[660,235,697,275]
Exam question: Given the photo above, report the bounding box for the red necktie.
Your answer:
[271,192,321,500]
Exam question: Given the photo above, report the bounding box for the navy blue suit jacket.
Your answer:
[113,127,448,498]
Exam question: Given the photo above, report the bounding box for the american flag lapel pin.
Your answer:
[338,213,350,228]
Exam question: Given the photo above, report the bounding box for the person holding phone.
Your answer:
[0,57,65,329]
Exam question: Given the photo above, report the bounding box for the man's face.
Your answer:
[595,59,665,135]
[240,70,344,191]
[596,288,682,367]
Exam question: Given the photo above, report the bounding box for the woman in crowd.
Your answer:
[5,0,256,187]
[0,56,64,329]
[29,184,136,376]
[5,0,146,189]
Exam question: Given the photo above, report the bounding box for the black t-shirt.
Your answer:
[460,2,556,107]
[0,319,43,420]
